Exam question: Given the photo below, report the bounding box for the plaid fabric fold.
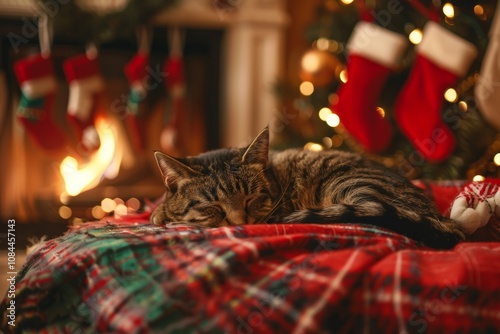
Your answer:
[2,220,500,333]
[3,180,500,333]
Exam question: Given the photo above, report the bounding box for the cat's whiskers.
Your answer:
[257,177,290,224]
[258,201,284,224]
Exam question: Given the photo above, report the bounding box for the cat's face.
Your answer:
[151,128,281,227]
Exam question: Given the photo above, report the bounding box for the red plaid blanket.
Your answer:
[2,181,500,333]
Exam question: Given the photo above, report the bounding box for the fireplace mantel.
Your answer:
[153,0,289,28]
[0,0,289,147]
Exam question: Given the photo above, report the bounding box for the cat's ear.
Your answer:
[242,127,269,166]
[154,151,200,191]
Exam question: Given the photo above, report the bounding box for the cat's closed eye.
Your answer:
[197,205,225,218]
[184,205,226,226]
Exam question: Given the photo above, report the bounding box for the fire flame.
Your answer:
[60,118,121,196]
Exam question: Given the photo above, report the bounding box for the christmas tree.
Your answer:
[275,0,500,180]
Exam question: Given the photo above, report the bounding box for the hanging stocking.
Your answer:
[394,21,477,162]
[161,28,186,156]
[123,27,152,152]
[124,52,149,152]
[332,21,408,152]
[475,2,500,131]
[63,54,103,153]
[161,56,186,155]
[14,54,67,151]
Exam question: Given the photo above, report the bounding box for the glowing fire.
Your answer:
[60,118,122,196]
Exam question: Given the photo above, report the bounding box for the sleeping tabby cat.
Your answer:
[151,127,465,248]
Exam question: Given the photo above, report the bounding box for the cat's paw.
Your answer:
[150,206,167,225]
[450,182,500,235]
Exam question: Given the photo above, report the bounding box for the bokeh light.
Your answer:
[339,69,348,83]
[101,198,116,213]
[319,107,333,121]
[376,107,386,118]
[458,101,468,112]
[444,88,458,103]
[326,113,341,127]
[316,38,330,51]
[304,142,324,151]
[443,3,455,18]
[409,29,423,44]
[115,204,128,216]
[58,206,72,219]
[300,81,314,96]
[494,153,500,166]
[331,135,343,148]
[126,198,141,211]
[473,175,485,182]
[92,206,106,219]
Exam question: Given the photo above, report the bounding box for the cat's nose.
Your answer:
[225,211,254,225]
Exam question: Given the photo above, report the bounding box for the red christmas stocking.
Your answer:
[14,54,67,151]
[160,56,186,155]
[332,21,408,152]
[394,22,477,162]
[63,54,104,152]
[124,53,149,152]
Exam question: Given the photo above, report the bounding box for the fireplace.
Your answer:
[0,0,288,236]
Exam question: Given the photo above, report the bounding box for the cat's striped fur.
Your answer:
[152,127,465,248]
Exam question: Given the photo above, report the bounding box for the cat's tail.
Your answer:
[279,204,465,249]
